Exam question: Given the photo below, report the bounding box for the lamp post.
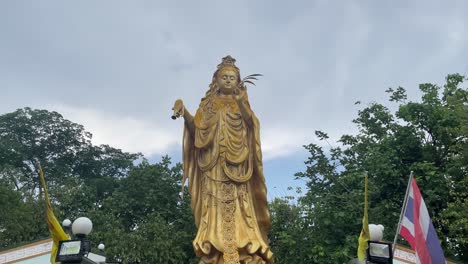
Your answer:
[366,224,393,264]
[56,217,93,263]
[72,217,93,255]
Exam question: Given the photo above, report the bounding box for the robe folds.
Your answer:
[183,95,273,264]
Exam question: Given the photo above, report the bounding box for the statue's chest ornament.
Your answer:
[212,98,239,113]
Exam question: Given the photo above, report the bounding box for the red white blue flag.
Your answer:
[399,177,446,264]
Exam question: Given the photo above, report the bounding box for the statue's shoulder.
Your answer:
[198,96,211,109]
[194,97,211,119]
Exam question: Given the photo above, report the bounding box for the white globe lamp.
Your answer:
[62,219,72,228]
[98,243,105,250]
[71,217,93,238]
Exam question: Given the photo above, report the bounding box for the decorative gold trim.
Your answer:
[221,182,240,264]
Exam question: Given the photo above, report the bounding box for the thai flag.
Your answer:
[399,177,446,264]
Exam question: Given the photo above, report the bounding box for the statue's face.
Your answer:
[216,69,238,94]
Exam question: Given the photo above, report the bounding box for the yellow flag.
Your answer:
[38,165,69,264]
[357,173,370,261]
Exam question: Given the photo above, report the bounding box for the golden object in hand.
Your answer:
[171,99,184,120]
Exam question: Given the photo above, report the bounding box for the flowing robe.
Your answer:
[183,95,273,264]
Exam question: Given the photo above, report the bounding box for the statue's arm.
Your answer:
[172,99,195,134]
[235,98,253,124]
[183,107,195,135]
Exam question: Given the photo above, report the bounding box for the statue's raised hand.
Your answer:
[233,87,247,103]
[171,99,185,120]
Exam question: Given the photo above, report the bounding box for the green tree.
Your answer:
[0,108,140,200]
[0,183,47,248]
[292,74,467,262]
[0,108,140,248]
[269,197,316,263]
[88,158,198,264]
[0,108,199,262]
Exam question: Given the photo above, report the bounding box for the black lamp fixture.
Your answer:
[366,240,393,264]
[56,217,93,264]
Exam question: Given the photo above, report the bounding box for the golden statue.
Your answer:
[172,56,274,264]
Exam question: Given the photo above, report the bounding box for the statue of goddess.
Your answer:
[173,56,274,264]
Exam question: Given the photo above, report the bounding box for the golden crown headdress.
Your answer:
[216,55,239,73]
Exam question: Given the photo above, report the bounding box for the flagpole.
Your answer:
[357,171,370,262]
[392,171,413,254]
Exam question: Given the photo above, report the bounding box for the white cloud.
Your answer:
[260,128,310,160]
[49,105,179,157]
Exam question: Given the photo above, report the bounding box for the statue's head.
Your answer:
[216,67,239,95]
[202,56,259,102]
[212,55,242,95]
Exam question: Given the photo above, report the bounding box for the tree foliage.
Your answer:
[88,158,198,263]
[0,108,197,263]
[276,73,467,263]
[0,184,47,248]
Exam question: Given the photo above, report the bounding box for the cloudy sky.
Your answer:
[1,0,467,199]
